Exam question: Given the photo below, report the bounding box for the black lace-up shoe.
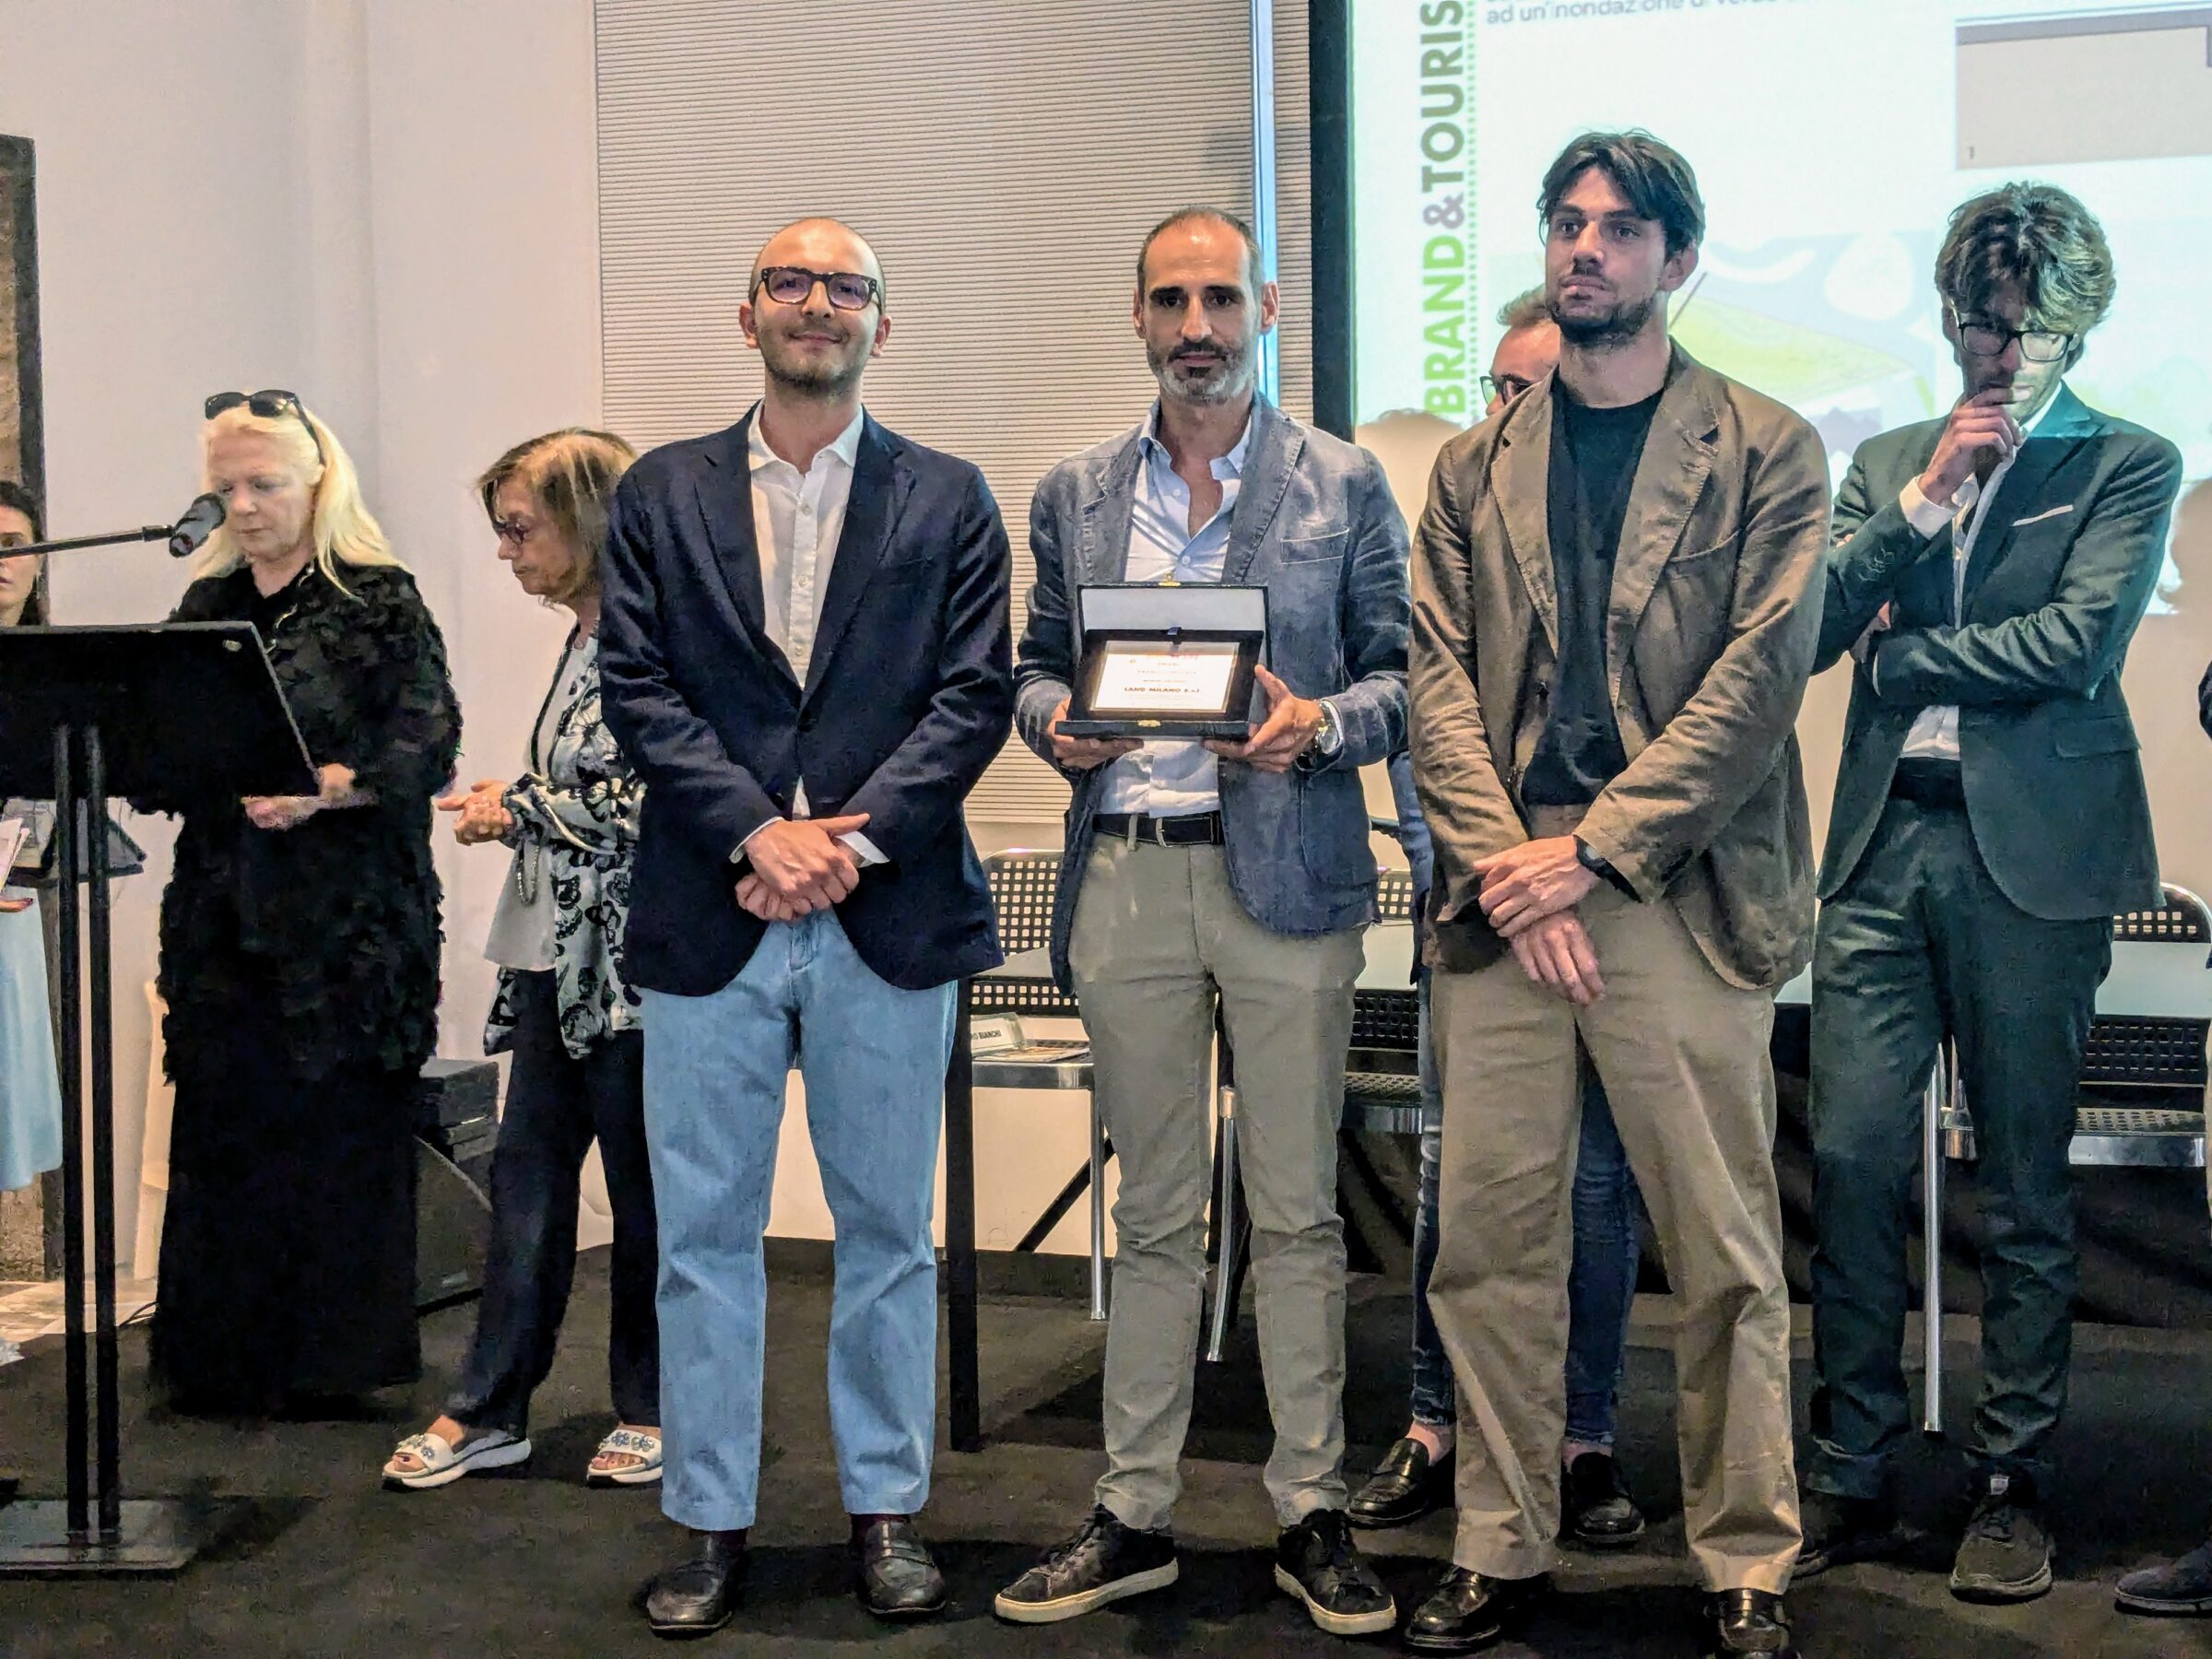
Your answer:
[1795,1488,1907,1579]
[1561,1451,1645,1549]
[993,1505,1178,1623]
[1272,1508,1396,1636]
[1348,1436,1453,1529]
[1403,1566,1549,1653]
[1949,1471,2053,1604]
[1705,1588,1800,1657]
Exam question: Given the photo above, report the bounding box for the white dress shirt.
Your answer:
[1888,388,2062,762]
[739,406,884,865]
[1099,407,1250,816]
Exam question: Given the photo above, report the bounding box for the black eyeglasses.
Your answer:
[751,266,881,312]
[204,389,326,465]
[1480,372,1538,406]
[1947,304,2071,364]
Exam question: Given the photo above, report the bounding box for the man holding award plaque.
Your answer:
[996,207,1409,1638]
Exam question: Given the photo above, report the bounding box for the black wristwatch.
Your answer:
[1574,835,1637,899]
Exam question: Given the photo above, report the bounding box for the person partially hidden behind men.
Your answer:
[997,206,1409,1639]
[1800,182,2183,1606]
[1406,131,1829,1657]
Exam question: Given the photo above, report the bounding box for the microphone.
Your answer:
[166,493,226,559]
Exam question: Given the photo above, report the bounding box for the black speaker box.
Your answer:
[413,1059,501,1310]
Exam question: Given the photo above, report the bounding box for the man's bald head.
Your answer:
[748,217,888,310]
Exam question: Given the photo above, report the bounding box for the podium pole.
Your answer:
[0,722,204,1573]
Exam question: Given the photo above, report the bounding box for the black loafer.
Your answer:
[1403,1566,1548,1654]
[642,1528,747,1638]
[1561,1451,1645,1549]
[1347,1437,1453,1529]
[1706,1588,1799,1657]
[853,1514,947,1619]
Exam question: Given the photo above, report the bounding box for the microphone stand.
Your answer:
[12,524,182,560]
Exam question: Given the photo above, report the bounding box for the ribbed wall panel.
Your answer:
[596,0,1310,824]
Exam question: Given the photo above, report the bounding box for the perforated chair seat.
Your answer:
[1343,1071,1427,1136]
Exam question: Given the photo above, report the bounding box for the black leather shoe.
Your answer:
[1795,1488,1907,1579]
[1561,1451,1645,1549]
[1273,1508,1396,1636]
[1705,1588,1799,1657]
[994,1505,1178,1623]
[1403,1566,1548,1654]
[1347,1437,1453,1530]
[852,1514,947,1619]
[642,1529,747,1638]
[1949,1471,2053,1604]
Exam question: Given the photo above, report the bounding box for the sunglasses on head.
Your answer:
[751,265,881,312]
[205,389,326,465]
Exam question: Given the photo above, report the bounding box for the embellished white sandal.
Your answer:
[585,1426,663,1487]
[382,1426,532,1491]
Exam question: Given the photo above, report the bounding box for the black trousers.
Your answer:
[447,971,660,1434]
[1806,791,2109,1499]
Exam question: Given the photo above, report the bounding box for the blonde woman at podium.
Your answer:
[382,429,665,1492]
[149,392,461,1417]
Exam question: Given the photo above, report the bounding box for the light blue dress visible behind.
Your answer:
[0,889,63,1191]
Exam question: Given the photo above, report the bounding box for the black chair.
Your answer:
[974,850,1108,1319]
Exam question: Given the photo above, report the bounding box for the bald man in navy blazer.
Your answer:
[599,218,1012,1634]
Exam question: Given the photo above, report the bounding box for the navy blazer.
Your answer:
[598,408,1015,994]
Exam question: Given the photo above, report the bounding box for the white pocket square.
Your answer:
[2011,504,2075,527]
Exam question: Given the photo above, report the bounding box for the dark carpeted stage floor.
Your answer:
[1,1248,2208,1658]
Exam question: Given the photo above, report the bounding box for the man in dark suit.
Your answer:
[1801,183,2184,1605]
[598,218,1013,1634]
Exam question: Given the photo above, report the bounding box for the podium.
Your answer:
[0,622,314,1574]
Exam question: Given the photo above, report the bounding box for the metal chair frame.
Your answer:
[1917,883,2211,1434]
[975,849,1109,1320]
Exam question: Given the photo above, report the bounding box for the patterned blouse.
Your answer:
[482,631,644,1058]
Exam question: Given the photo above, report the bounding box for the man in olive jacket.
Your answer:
[1406,132,1827,1659]
[1799,183,2183,1606]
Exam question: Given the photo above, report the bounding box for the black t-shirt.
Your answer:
[1520,387,1661,807]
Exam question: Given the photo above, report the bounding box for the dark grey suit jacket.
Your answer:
[1818,384,2183,919]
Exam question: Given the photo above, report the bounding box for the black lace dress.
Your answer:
[150,560,460,1413]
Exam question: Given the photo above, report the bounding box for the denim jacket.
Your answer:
[1015,397,1410,989]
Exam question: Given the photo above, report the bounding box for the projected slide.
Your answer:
[1348,0,2210,609]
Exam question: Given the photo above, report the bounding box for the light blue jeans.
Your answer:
[641,910,954,1532]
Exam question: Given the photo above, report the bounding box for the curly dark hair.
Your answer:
[1936,182,2114,343]
[1538,130,1704,257]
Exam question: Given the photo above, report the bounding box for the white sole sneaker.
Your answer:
[1273,1563,1399,1637]
[992,1559,1179,1624]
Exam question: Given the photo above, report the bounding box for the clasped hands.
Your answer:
[1047,665,1324,775]
[244,764,360,833]
[1474,835,1606,1006]
[735,813,872,922]
[435,776,515,845]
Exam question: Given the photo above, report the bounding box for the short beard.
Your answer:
[1549,292,1656,352]
[1148,338,1257,407]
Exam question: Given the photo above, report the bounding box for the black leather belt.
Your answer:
[1890,758,1968,810]
[1094,810,1226,847]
